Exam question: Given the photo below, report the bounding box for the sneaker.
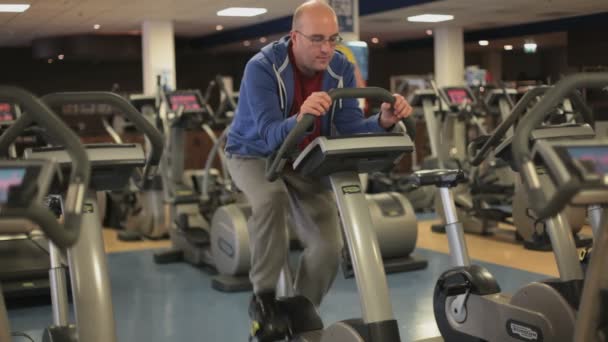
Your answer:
[248,291,288,341]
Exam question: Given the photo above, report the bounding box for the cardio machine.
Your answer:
[111,75,222,241]
[152,84,259,292]
[0,86,122,342]
[413,73,608,342]
[31,90,163,342]
[0,101,63,301]
[0,158,68,342]
[484,88,517,131]
[421,83,591,250]
[257,87,415,342]
[470,86,592,250]
[410,86,513,236]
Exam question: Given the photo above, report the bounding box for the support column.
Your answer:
[434,26,467,162]
[434,26,464,87]
[142,21,176,95]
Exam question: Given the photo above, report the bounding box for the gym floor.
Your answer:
[7,215,587,341]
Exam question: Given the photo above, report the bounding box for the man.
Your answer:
[224,1,413,340]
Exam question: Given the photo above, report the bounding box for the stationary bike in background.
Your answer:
[409,73,607,341]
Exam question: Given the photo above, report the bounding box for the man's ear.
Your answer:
[289,31,298,44]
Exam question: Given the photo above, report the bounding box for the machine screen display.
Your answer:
[167,93,203,112]
[445,88,473,105]
[130,97,156,115]
[566,146,608,174]
[0,103,15,122]
[0,168,26,203]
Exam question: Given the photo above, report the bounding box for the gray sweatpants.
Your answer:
[226,156,343,306]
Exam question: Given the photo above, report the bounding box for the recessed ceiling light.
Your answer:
[504,45,513,51]
[524,42,537,53]
[348,41,368,47]
[217,7,267,17]
[478,40,489,46]
[371,37,379,44]
[259,37,267,43]
[426,29,433,36]
[58,54,64,60]
[216,25,223,31]
[243,40,251,47]
[0,4,30,13]
[407,14,454,23]
[93,24,101,30]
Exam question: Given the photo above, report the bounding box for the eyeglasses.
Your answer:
[295,30,343,47]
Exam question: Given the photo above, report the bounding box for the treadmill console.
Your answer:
[439,87,476,108]
[129,95,156,116]
[441,87,475,106]
[0,168,27,204]
[293,134,413,178]
[558,145,608,180]
[165,90,210,126]
[165,90,206,114]
[484,88,517,107]
[534,140,608,206]
[0,102,17,126]
[409,89,437,107]
[0,160,56,206]
[26,144,145,192]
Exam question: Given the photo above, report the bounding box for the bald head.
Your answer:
[292,0,337,31]
[289,0,340,75]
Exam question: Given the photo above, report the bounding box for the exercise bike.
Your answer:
[255,87,416,342]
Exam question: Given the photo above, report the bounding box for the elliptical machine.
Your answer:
[152,78,260,292]
[0,86,93,342]
[411,73,608,342]
[424,85,515,236]
[253,87,415,342]
[469,86,593,250]
[34,91,164,342]
[0,86,165,342]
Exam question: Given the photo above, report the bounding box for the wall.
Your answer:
[499,47,577,83]
[366,47,483,89]
[0,48,142,95]
[568,22,608,67]
[1,36,605,96]
[370,45,580,88]
[0,46,253,96]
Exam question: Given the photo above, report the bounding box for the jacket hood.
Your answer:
[260,35,291,68]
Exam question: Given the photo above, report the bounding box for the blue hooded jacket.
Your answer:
[225,36,386,158]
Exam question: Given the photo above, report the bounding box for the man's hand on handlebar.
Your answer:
[379,94,413,129]
[297,92,332,122]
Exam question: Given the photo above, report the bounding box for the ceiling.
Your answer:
[360,0,605,43]
[0,0,607,49]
